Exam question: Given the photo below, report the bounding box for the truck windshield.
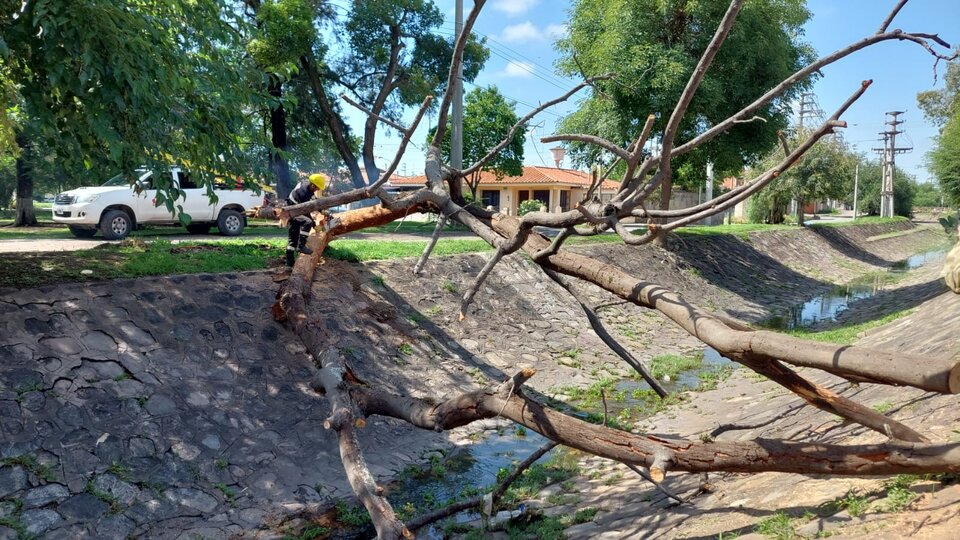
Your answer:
[101,171,151,187]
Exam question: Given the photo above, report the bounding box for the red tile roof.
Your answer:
[388,166,620,191]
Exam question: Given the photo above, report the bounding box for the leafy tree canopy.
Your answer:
[917,55,959,127]
[2,0,263,196]
[556,0,816,188]
[749,132,855,224]
[928,112,960,207]
[338,0,488,120]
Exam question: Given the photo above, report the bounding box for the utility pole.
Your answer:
[705,161,714,225]
[872,111,911,218]
[852,163,859,219]
[451,0,464,171]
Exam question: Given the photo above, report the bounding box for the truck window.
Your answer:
[178,171,197,189]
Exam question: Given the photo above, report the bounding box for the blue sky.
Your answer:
[341,0,960,184]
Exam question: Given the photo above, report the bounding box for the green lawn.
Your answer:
[807,216,908,228]
[783,309,913,345]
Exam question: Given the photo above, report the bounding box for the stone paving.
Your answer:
[0,271,461,539]
[0,221,953,538]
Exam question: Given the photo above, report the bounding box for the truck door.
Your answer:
[175,170,214,221]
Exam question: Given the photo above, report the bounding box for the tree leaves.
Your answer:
[557,0,816,186]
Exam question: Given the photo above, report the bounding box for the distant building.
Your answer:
[388,166,619,215]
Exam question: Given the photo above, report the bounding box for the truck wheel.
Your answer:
[185,223,212,235]
[69,226,98,239]
[217,209,244,236]
[100,210,132,240]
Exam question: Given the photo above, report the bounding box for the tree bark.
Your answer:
[268,77,294,201]
[300,56,366,189]
[360,24,403,187]
[14,134,37,227]
[353,374,960,477]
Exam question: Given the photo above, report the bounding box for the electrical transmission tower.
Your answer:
[871,111,912,218]
[797,92,825,131]
[797,92,845,144]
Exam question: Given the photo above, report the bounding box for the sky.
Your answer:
[336,0,960,184]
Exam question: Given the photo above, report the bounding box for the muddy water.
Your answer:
[764,246,949,329]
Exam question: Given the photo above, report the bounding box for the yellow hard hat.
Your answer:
[309,173,326,190]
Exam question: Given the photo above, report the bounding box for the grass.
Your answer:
[783,309,913,345]
[754,511,797,539]
[808,216,909,229]
[676,222,796,239]
[498,451,581,507]
[334,500,372,528]
[325,238,492,262]
[648,351,704,380]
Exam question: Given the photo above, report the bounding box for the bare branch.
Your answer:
[877,0,909,34]
[406,441,558,532]
[341,93,407,132]
[658,0,745,184]
[542,266,668,398]
[459,246,507,320]
[412,215,448,275]
[541,133,631,162]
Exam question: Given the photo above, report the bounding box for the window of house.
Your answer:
[533,190,550,206]
[559,190,569,211]
[518,190,529,203]
[480,189,500,209]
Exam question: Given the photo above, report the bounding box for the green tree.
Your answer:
[847,161,916,217]
[928,113,960,207]
[913,181,943,208]
[557,0,815,208]
[749,133,854,225]
[2,0,262,225]
[252,0,488,189]
[431,86,525,200]
[917,56,959,127]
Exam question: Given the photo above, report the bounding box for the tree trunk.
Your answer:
[14,135,37,227]
[268,77,294,201]
[300,56,366,189]
[797,194,805,227]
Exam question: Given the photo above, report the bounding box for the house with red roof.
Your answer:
[387,166,620,216]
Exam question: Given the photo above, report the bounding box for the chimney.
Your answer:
[550,146,565,168]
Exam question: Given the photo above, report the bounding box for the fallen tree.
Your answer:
[264,1,959,537]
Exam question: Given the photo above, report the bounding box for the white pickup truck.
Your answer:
[52,169,264,240]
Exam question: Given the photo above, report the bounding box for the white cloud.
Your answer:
[499,61,536,78]
[501,22,542,43]
[491,0,539,17]
[546,23,568,40]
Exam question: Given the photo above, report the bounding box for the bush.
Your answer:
[518,199,544,216]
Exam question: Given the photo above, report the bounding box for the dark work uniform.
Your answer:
[286,182,316,265]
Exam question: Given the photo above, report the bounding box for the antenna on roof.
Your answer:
[550,146,565,168]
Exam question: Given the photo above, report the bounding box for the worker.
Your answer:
[285,173,326,267]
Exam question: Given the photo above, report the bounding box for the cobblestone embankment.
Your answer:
[0,220,952,538]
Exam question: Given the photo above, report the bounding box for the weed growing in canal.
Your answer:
[335,500,372,527]
[872,400,895,414]
[498,451,580,507]
[649,351,704,381]
[753,511,796,539]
